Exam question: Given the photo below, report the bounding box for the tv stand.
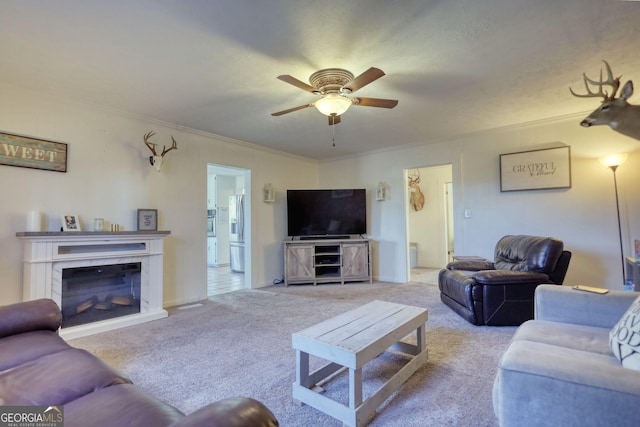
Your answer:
[283,238,371,286]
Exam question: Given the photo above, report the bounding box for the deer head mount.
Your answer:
[408,169,425,211]
[570,60,640,141]
[143,131,178,172]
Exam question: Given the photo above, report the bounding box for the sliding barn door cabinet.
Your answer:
[283,239,372,286]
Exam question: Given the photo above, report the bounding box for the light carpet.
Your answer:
[69,279,516,426]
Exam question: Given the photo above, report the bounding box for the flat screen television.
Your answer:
[287,189,367,237]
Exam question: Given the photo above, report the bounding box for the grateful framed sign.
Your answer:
[0,131,68,172]
[500,146,571,192]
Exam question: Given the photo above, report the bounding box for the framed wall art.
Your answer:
[61,215,81,231]
[137,209,158,231]
[0,131,68,172]
[500,146,571,192]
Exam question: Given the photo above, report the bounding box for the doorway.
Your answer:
[207,164,250,296]
[405,164,453,282]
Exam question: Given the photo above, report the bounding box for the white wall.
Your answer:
[0,83,318,305]
[3,82,639,306]
[319,117,640,290]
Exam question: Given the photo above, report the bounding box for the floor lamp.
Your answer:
[599,153,628,286]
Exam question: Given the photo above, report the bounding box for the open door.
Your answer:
[445,181,454,263]
[406,164,453,278]
[207,164,251,296]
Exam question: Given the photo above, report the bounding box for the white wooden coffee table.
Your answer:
[292,300,428,427]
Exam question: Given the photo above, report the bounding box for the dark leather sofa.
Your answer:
[438,235,571,326]
[0,298,278,427]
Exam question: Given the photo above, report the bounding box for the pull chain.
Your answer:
[331,115,336,147]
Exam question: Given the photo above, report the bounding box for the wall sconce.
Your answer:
[599,153,628,287]
[263,183,275,203]
[376,182,386,201]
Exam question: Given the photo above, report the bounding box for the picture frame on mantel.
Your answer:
[61,215,81,231]
[137,209,158,231]
[499,146,571,192]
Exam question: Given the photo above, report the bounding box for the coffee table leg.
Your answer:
[417,324,425,352]
[296,350,311,388]
[349,367,363,409]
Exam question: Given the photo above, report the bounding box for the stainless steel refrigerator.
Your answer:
[229,194,245,273]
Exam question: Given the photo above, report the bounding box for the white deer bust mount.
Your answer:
[570,60,640,141]
[143,131,178,172]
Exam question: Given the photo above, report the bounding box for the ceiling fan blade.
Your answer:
[328,115,341,126]
[271,104,312,116]
[354,97,398,109]
[276,75,318,93]
[343,67,385,93]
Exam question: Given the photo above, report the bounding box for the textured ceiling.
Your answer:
[1,0,640,159]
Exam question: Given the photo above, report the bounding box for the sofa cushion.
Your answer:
[610,296,640,370]
[0,330,71,371]
[494,235,563,273]
[495,339,640,427]
[514,319,612,355]
[0,347,131,406]
[472,270,549,285]
[499,340,639,396]
[63,384,183,427]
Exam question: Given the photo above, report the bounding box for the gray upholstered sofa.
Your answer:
[493,285,640,427]
[0,298,278,427]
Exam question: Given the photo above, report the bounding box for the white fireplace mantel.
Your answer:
[16,231,170,339]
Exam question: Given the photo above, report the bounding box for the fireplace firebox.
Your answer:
[61,262,142,328]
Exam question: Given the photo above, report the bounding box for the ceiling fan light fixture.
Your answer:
[314,93,352,116]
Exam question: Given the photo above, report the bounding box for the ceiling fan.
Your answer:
[271,67,398,125]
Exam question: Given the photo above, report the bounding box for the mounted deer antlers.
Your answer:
[570,60,640,141]
[408,169,425,211]
[569,60,620,102]
[143,131,178,172]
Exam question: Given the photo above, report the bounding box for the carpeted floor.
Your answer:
[69,279,516,426]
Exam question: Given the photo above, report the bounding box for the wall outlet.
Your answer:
[464,209,472,218]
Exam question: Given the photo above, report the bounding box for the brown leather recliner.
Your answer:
[438,235,572,326]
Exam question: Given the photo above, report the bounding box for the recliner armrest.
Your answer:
[169,397,278,427]
[472,270,549,285]
[0,298,62,339]
[535,284,638,328]
[446,260,495,271]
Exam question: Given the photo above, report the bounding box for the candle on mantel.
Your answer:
[26,211,42,232]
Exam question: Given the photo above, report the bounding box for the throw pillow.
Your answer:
[610,296,640,370]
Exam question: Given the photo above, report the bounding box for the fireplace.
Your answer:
[61,262,142,328]
[17,231,170,339]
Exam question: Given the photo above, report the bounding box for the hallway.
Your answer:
[207,266,244,297]
[410,267,441,284]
